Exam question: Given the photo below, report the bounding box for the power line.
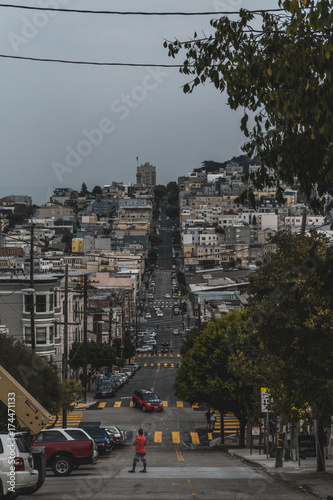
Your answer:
[0,5,285,16]
[0,53,188,67]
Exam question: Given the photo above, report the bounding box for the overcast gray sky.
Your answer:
[0,0,273,204]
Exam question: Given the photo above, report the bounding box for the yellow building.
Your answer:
[72,238,84,253]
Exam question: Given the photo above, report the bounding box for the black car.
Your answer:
[95,381,116,398]
[80,427,112,454]
[160,346,169,353]
[161,339,169,346]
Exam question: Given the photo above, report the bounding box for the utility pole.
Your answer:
[30,223,35,351]
[108,305,112,345]
[83,274,88,401]
[62,264,69,428]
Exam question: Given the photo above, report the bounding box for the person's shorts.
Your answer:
[134,452,146,462]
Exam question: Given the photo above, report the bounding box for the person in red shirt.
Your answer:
[129,428,147,473]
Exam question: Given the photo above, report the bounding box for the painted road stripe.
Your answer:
[176,401,183,407]
[98,402,106,409]
[114,401,121,407]
[162,401,168,407]
[190,432,200,444]
[172,432,180,444]
[129,401,134,407]
[154,431,162,443]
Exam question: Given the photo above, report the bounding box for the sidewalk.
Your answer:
[228,447,333,499]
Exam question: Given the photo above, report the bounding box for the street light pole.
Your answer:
[30,224,35,351]
[83,274,88,401]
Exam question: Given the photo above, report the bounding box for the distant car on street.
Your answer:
[145,312,152,319]
[156,309,163,317]
[173,329,180,335]
[136,345,153,353]
[164,293,171,298]
[161,339,169,346]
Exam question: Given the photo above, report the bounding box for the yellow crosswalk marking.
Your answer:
[154,431,162,443]
[129,401,134,407]
[164,363,168,367]
[208,432,213,440]
[172,431,180,444]
[192,403,199,408]
[162,401,168,407]
[114,401,121,407]
[176,401,183,407]
[190,432,199,444]
[98,402,106,409]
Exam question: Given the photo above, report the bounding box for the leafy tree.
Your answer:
[80,182,89,196]
[154,184,167,203]
[113,338,136,362]
[165,1,333,213]
[167,181,178,194]
[69,341,116,371]
[174,311,258,446]
[61,232,73,253]
[247,232,333,470]
[0,334,63,424]
[147,248,158,265]
[149,232,163,246]
[168,193,179,206]
[166,206,179,219]
[92,185,102,195]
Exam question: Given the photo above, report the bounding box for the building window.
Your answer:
[36,295,47,313]
[49,294,54,311]
[25,327,31,344]
[36,327,47,344]
[49,326,54,343]
[24,294,32,313]
[54,291,58,308]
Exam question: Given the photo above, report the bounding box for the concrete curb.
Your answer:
[228,450,324,499]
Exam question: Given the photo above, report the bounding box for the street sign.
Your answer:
[261,387,272,413]
[298,435,316,458]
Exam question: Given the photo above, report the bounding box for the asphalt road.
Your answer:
[20,367,315,500]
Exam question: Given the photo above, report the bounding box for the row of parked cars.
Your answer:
[95,362,141,398]
[0,421,128,498]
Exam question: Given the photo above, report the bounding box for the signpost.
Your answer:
[261,388,272,458]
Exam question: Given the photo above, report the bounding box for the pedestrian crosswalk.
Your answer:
[48,404,87,428]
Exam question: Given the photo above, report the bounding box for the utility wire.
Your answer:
[0,5,285,15]
[0,54,189,67]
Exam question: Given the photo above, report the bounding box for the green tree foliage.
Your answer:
[167,181,178,194]
[154,184,167,203]
[247,232,333,427]
[113,338,136,361]
[174,311,258,445]
[165,1,333,212]
[80,182,89,196]
[166,206,179,219]
[0,334,62,423]
[149,232,163,246]
[92,185,102,195]
[68,341,116,371]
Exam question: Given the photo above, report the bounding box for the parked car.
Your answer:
[121,367,134,378]
[136,345,153,353]
[111,373,124,387]
[161,339,169,346]
[132,389,163,412]
[103,426,127,447]
[160,346,169,353]
[33,428,97,476]
[80,427,111,455]
[145,312,152,319]
[0,431,39,496]
[143,339,157,346]
[95,380,117,398]
[173,329,180,335]
[125,362,141,371]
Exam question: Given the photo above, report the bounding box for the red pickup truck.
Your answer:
[32,428,97,476]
